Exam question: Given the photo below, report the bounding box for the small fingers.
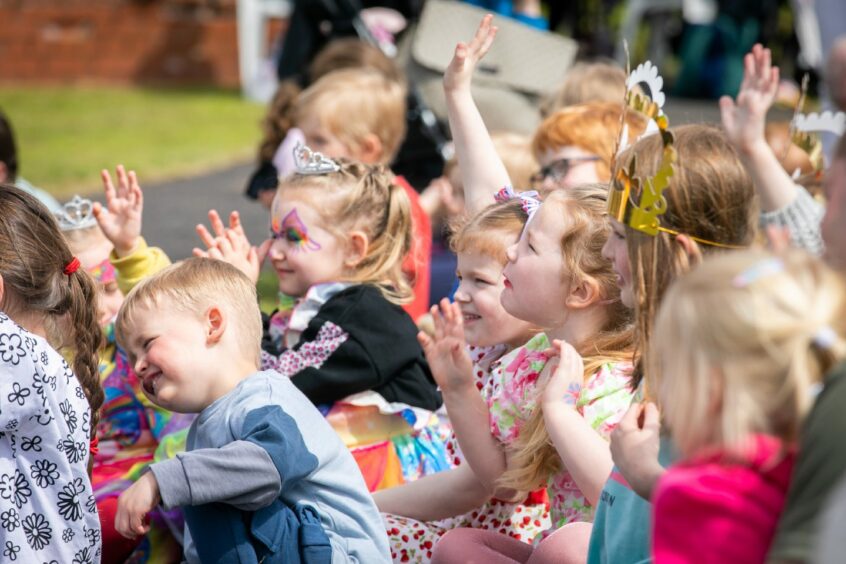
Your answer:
[101,169,116,205]
[196,224,217,249]
[256,238,273,265]
[116,164,130,196]
[642,402,661,430]
[208,209,226,237]
[192,247,210,258]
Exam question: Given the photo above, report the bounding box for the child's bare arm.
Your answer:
[92,165,144,257]
[719,44,799,212]
[418,299,513,498]
[542,341,613,506]
[444,15,514,216]
[115,471,160,539]
[373,463,490,521]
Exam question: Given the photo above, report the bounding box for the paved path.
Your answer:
[107,163,269,261]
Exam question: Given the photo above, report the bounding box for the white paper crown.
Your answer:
[793,111,846,136]
[293,142,341,175]
[55,195,97,231]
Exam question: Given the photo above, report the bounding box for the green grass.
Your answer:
[257,268,281,314]
[0,87,264,198]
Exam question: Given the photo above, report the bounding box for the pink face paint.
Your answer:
[271,208,322,253]
[87,258,117,285]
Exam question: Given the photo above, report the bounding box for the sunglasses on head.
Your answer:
[530,156,601,186]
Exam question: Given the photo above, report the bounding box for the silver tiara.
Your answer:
[293,142,341,175]
[55,195,97,231]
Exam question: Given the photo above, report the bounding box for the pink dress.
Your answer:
[487,334,635,540]
[382,343,551,563]
[652,434,796,563]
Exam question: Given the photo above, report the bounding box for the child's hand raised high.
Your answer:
[193,209,271,285]
[92,165,144,257]
[443,14,498,95]
[417,299,474,393]
[115,471,160,539]
[719,43,779,156]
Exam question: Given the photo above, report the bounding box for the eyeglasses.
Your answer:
[530,156,601,186]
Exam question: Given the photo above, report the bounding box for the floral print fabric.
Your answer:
[0,311,101,563]
[488,334,635,536]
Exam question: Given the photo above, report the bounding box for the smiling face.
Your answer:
[602,218,634,308]
[267,193,349,297]
[501,202,571,328]
[121,299,215,413]
[454,246,536,348]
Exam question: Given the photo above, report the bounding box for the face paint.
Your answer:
[87,258,117,285]
[272,208,322,253]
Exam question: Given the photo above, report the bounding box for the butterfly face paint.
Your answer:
[271,209,322,253]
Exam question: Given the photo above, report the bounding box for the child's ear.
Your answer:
[564,276,601,310]
[205,306,227,345]
[356,134,384,165]
[674,234,703,265]
[344,231,369,269]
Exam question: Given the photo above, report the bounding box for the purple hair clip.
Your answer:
[494,186,541,219]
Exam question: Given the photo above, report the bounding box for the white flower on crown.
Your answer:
[627,61,666,114]
[793,111,846,136]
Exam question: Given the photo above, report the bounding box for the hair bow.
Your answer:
[495,186,541,219]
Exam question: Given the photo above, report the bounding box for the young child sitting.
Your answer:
[650,250,845,562]
[195,145,445,490]
[292,67,432,321]
[0,185,103,563]
[113,257,391,563]
[58,166,192,562]
[376,199,548,561]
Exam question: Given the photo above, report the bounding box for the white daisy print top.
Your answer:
[0,311,101,563]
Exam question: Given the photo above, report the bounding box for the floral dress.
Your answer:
[0,311,102,563]
[488,334,635,540]
[382,341,553,563]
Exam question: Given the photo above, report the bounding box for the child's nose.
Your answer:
[453,286,470,303]
[134,355,147,375]
[505,243,517,262]
[268,239,285,260]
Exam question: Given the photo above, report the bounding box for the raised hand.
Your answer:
[193,209,270,284]
[115,471,160,539]
[417,299,474,393]
[92,165,143,257]
[719,43,780,155]
[443,14,498,94]
[542,340,583,406]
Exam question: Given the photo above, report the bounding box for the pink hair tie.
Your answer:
[63,257,81,276]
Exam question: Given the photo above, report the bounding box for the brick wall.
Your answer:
[0,0,286,87]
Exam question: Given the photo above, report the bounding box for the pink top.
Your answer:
[652,434,795,564]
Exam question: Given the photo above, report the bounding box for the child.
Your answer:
[376,198,548,561]
[196,147,445,490]
[58,166,193,562]
[113,257,391,563]
[0,184,103,562]
[293,68,432,321]
[539,61,630,117]
[441,14,645,210]
[650,250,845,562]
[429,185,636,563]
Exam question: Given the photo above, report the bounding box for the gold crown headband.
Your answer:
[607,60,743,250]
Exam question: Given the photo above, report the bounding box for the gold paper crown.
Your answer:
[607,60,741,249]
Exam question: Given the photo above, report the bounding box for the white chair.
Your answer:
[237,0,293,101]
